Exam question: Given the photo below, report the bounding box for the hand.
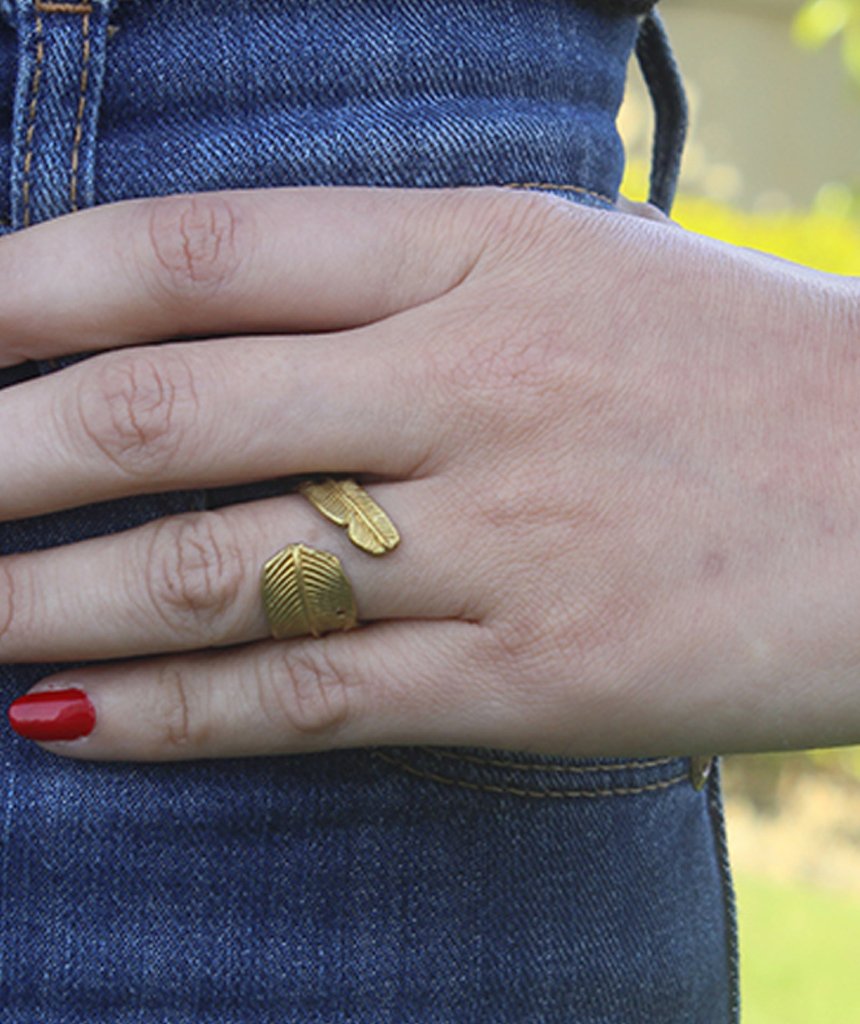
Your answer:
[2,187,859,760]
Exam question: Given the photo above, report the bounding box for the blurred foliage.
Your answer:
[803,745,860,777]
[672,193,860,276]
[621,161,860,277]
[725,748,860,810]
[793,0,860,86]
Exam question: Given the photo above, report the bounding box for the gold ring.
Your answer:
[299,477,400,556]
[261,543,358,639]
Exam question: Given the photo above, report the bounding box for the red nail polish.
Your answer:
[8,688,96,742]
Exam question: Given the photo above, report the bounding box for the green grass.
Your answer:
[736,872,860,1022]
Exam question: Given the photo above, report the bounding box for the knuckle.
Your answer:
[135,193,250,302]
[0,562,18,645]
[146,512,246,644]
[478,188,569,263]
[491,567,646,698]
[428,309,570,453]
[76,350,198,477]
[492,610,559,670]
[255,646,352,740]
[156,665,208,752]
[386,190,480,299]
[466,314,568,396]
[0,559,38,653]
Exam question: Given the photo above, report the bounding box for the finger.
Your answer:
[8,619,494,761]
[614,194,677,226]
[0,482,477,663]
[0,187,494,367]
[0,331,433,521]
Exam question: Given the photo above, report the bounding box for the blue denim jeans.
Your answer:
[0,2,737,1021]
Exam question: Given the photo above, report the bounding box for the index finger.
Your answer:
[0,186,493,367]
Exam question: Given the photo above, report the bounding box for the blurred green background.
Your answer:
[620,2,860,1019]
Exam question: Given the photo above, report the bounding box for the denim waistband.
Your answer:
[0,1,684,228]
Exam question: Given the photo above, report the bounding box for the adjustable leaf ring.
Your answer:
[261,543,358,639]
[260,479,398,640]
[299,478,400,556]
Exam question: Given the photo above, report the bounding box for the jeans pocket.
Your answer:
[371,744,692,800]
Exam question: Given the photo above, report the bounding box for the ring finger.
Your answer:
[0,478,477,663]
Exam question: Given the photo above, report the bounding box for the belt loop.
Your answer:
[9,0,118,229]
[634,10,688,215]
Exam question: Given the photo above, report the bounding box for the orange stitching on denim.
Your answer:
[504,181,615,207]
[410,747,676,774]
[22,13,46,229]
[35,2,93,13]
[373,751,688,800]
[69,11,90,211]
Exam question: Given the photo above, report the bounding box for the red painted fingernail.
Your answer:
[8,688,96,742]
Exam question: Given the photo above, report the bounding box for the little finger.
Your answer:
[8,620,493,761]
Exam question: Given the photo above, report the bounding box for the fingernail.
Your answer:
[8,688,96,742]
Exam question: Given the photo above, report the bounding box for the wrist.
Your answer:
[719,273,860,752]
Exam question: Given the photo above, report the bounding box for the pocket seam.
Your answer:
[373,750,688,801]
[503,181,615,206]
[405,746,676,774]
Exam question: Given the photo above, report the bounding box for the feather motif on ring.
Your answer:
[261,543,358,639]
[299,478,400,556]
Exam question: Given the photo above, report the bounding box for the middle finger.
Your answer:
[0,331,432,522]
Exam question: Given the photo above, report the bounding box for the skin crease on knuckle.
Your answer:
[73,348,200,479]
[253,645,355,745]
[0,562,18,650]
[155,664,210,756]
[132,192,252,308]
[0,558,43,660]
[141,511,247,648]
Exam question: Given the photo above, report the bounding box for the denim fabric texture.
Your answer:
[0,2,737,1021]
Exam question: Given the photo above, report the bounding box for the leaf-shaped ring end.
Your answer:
[261,543,359,639]
[299,478,400,556]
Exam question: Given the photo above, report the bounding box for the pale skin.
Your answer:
[1,186,859,761]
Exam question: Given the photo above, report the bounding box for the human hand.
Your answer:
[2,187,859,760]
